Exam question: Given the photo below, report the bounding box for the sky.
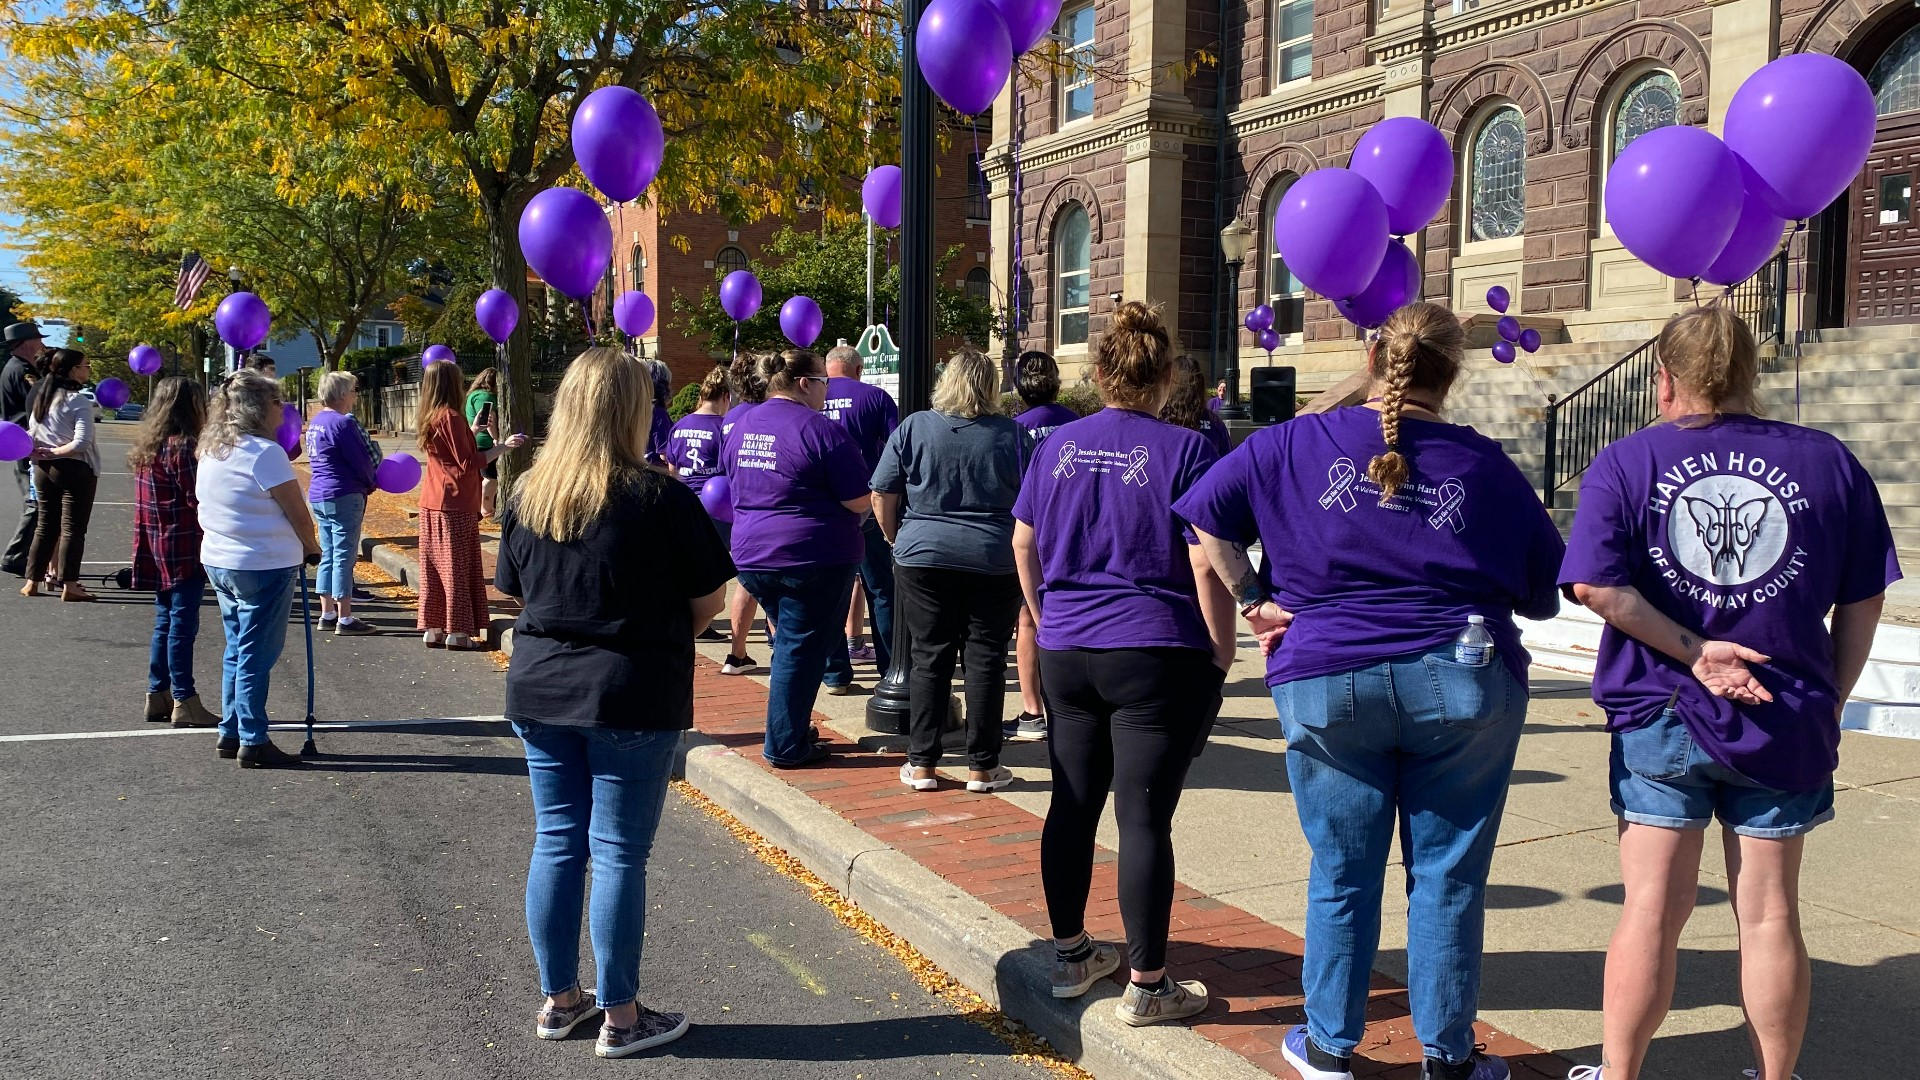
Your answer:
[0,210,37,306]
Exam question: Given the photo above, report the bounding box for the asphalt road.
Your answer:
[0,427,1050,1080]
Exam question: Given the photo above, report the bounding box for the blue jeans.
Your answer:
[310,494,366,600]
[1273,646,1526,1065]
[515,720,678,1008]
[738,565,859,764]
[207,566,296,746]
[148,572,206,700]
[823,519,895,686]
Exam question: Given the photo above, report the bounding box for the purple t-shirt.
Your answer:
[1559,415,1900,791]
[723,397,870,571]
[302,408,378,501]
[1012,408,1218,653]
[1207,396,1223,415]
[1196,417,1231,459]
[1016,403,1079,448]
[721,401,756,440]
[647,404,670,461]
[823,376,899,469]
[1174,406,1565,687]
[665,412,726,493]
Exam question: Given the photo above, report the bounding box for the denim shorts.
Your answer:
[1609,709,1834,838]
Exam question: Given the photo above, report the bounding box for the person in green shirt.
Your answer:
[465,367,499,519]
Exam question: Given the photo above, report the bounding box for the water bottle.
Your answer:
[1454,614,1495,667]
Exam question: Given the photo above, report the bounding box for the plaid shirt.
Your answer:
[132,438,203,591]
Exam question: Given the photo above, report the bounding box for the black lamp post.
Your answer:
[1218,219,1252,421]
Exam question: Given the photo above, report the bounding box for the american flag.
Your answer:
[173,252,211,309]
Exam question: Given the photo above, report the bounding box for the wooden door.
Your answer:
[1849,112,1920,325]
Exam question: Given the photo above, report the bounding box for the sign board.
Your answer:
[854,324,899,374]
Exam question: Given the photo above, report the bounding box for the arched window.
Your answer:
[629,243,647,294]
[1055,204,1090,347]
[1611,70,1681,160]
[715,246,749,278]
[1468,105,1526,242]
[1870,24,1920,116]
[965,266,992,304]
[1260,174,1304,305]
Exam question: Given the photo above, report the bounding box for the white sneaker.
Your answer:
[1741,1071,1804,1080]
[966,766,1014,792]
[1566,1068,1601,1080]
[898,764,938,791]
[422,629,446,647]
[720,654,759,675]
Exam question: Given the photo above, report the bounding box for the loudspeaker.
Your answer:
[1249,367,1297,425]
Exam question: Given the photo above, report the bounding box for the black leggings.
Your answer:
[1038,646,1219,973]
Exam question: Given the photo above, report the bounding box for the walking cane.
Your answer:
[300,553,320,757]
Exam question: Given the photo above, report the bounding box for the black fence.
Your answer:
[1723,250,1790,347]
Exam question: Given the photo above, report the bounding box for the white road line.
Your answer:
[0,715,510,743]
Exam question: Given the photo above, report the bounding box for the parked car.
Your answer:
[76,388,111,424]
[115,402,146,422]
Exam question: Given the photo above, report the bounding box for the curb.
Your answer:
[680,732,1276,1080]
[361,538,517,653]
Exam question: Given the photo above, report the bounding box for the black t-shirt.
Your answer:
[496,472,735,729]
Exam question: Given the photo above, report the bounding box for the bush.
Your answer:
[340,344,411,371]
[668,381,702,421]
[1001,383,1103,418]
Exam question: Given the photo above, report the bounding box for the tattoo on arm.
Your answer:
[1226,545,1265,607]
[1679,633,1694,651]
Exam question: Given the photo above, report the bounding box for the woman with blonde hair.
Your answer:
[1176,301,1564,1080]
[1013,301,1237,1026]
[874,346,1028,793]
[131,377,217,728]
[1561,307,1895,1080]
[196,371,321,768]
[416,359,525,649]
[496,346,732,1059]
[304,369,381,635]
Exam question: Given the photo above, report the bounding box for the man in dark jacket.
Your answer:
[2,320,48,576]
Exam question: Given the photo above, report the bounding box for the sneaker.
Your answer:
[768,743,832,769]
[696,627,728,642]
[1004,712,1048,742]
[1566,1069,1602,1080]
[848,643,876,662]
[445,632,477,650]
[170,695,219,728]
[335,616,377,636]
[1115,976,1208,1026]
[823,682,865,697]
[1283,1026,1355,1080]
[966,766,1014,793]
[216,737,240,760]
[595,1005,690,1058]
[535,990,601,1039]
[1423,1050,1509,1080]
[1739,1072,1804,1080]
[899,763,938,791]
[145,691,173,723]
[237,740,303,769]
[352,587,374,601]
[720,654,759,676]
[1050,939,1120,998]
[422,629,446,648]
[318,612,339,630]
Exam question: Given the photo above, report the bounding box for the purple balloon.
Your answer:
[1703,160,1789,287]
[1492,340,1517,364]
[376,452,423,495]
[699,474,735,524]
[518,187,614,299]
[215,291,271,352]
[0,420,30,461]
[423,344,456,365]
[1335,240,1421,329]
[475,289,519,345]
[1724,54,1877,221]
[1349,117,1455,237]
[988,0,1065,54]
[1486,285,1511,314]
[862,165,903,230]
[780,295,824,349]
[129,344,163,376]
[1497,316,1522,343]
[614,291,656,337]
[918,0,1013,116]
[1274,168,1390,301]
[1256,328,1281,352]
[1518,328,1542,354]
[95,378,131,410]
[275,402,302,454]
[1244,304,1275,333]
[720,270,762,322]
[1604,125,1743,281]
[571,86,666,204]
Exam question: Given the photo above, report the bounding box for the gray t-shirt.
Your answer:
[870,410,1027,574]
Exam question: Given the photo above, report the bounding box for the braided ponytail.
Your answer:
[1364,302,1466,503]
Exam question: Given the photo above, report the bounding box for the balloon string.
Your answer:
[1010,83,1025,340]
[1792,219,1807,423]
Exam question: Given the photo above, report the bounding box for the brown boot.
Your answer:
[170,695,219,728]
[145,691,173,723]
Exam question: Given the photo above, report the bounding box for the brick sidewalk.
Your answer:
[689,659,1573,1080]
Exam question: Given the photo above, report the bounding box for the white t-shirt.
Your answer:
[196,434,302,571]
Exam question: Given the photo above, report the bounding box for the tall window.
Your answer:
[1055,204,1090,347]
[1611,70,1681,159]
[965,267,992,304]
[629,243,647,294]
[966,150,991,220]
[1271,0,1313,88]
[1061,6,1096,125]
[1871,24,1920,116]
[1469,105,1526,241]
[715,246,749,277]
[1261,175,1304,303]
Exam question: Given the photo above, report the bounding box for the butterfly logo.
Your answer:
[1682,492,1772,578]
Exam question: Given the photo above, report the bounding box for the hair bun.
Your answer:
[1111,300,1162,336]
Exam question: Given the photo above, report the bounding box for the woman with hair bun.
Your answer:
[1176,301,1564,1080]
[1013,300,1237,1027]
[713,353,775,674]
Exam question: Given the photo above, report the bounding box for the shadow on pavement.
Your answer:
[643,1015,1014,1060]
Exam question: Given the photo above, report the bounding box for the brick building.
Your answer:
[596,120,997,393]
[980,0,1920,389]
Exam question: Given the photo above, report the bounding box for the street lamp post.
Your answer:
[1218,220,1251,421]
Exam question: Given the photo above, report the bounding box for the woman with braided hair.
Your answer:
[1176,301,1565,1080]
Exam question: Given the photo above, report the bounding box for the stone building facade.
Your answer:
[981,0,1920,388]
